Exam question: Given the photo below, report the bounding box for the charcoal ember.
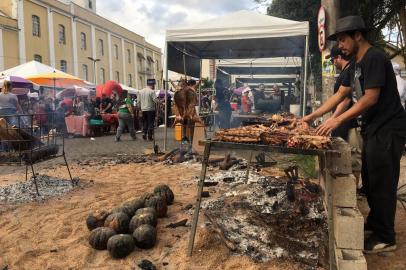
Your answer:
[137,259,156,270]
[266,188,279,197]
[223,177,235,183]
[202,176,327,268]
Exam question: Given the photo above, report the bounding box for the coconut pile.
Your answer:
[86,184,174,259]
[0,174,81,204]
[200,168,328,269]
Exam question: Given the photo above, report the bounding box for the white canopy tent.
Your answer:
[1,60,72,78]
[163,10,310,150]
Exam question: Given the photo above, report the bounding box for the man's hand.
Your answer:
[302,114,314,124]
[316,117,342,136]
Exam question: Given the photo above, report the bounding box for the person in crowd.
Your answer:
[55,100,74,133]
[110,93,118,112]
[250,84,266,112]
[303,15,406,253]
[271,85,281,101]
[138,79,158,140]
[0,81,22,126]
[95,96,101,110]
[214,79,232,128]
[241,89,253,114]
[115,92,136,142]
[392,63,406,108]
[165,93,172,127]
[75,96,85,116]
[100,94,113,114]
[33,99,48,132]
[44,97,54,114]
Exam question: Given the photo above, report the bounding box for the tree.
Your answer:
[256,0,322,91]
[255,0,405,93]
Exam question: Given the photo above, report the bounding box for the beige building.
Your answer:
[0,0,163,89]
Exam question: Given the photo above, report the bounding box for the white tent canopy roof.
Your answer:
[166,10,309,77]
[167,10,309,42]
[0,60,72,78]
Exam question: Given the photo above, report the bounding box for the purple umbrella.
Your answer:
[0,75,33,90]
[156,89,174,98]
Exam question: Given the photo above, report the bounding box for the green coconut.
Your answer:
[144,195,167,218]
[153,184,175,205]
[86,210,110,231]
[104,212,130,233]
[129,212,157,233]
[133,224,157,249]
[107,234,135,258]
[88,227,116,250]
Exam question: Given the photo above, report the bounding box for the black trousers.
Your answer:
[362,131,405,244]
[142,111,155,138]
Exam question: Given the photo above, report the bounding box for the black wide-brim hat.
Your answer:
[324,46,345,60]
[327,15,366,41]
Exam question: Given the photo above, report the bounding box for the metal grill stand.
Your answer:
[1,113,75,196]
[187,139,351,270]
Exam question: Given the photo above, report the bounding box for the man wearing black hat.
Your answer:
[138,79,158,140]
[325,46,356,140]
[304,15,406,253]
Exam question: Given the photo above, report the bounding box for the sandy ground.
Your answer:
[0,132,405,269]
[0,161,305,270]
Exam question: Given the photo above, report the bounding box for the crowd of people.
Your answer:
[211,80,289,128]
[0,78,168,142]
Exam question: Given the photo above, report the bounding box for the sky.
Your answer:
[96,0,268,50]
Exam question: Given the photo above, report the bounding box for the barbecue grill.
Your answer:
[187,139,346,270]
[0,113,74,195]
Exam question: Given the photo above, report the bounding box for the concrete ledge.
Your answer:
[333,174,357,208]
[327,139,352,175]
[336,248,367,270]
[334,207,364,250]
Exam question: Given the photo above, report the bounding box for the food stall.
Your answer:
[164,10,310,150]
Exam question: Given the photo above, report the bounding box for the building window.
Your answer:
[60,60,67,72]
[156,60,159,72]
[115,71,119,82]
[32,15,40,37]
[80,32,86,50]
[88,0,93,9]
[137,53,144,72]
[34,54,42,63]
[58,24,66,44]
[82,64,88,81]
[100,68,105,83]
[127,74,132,87]
[127,49,131,63]
[98,39,104,56]
[114,44,118,60]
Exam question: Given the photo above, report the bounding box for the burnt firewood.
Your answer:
[203,182,218,187]
[165,219,188,228]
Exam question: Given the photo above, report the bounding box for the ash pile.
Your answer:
[0,175,81,205]
[201,167,328,269]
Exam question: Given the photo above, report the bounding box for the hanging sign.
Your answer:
[318,6,326,52]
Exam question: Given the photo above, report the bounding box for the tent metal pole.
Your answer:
[164,42,169,152]
[302,34,309,116]
[198,59,202,112]
[183,48,187,78]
